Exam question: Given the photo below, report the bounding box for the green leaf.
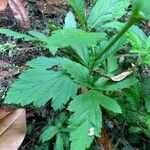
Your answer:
[28,31,58,55]
[127,26,150,65]
[68,90,102,150]
[64,11,77,29]
[47,29,106,61]
[99,93,122,113]
[47,29,106,48]
[134,0,150,20]
[87,0,130,30]
[40,126,59,143]
[144,96,150,113]
[0,29,35,41]
[95,77,138,91]
[140,77,150,95]
[97,36,126,63]
[63,59,92,87]
[66,0,85,24]
[5,57,78,110]
[107,55,118,73]
[28,31,48,42]
[125,86,140,110]
[54,133,65,150]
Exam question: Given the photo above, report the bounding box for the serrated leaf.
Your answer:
[68,90,102,150]
[40,126,59,143]
[95,77,138,91]
[98,93,122,113]
[0,29,35,41]
[63,59,92,87]
[28,31,58,55]
[28,31,48,42]
[64,11,77,29]
[125,86,140,110]
[66,0,85,25]
[47,29,106,59]
[87,0,130,30]
[47,29,106,48]
[27,56,63,69]
[5,57,78,110]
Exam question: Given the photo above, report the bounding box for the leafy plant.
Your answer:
[1,0,150,149]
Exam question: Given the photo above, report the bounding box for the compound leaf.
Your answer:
[87,0,130,30]
[5,57,78,110]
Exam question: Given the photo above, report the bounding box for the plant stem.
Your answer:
[89,6,142,71]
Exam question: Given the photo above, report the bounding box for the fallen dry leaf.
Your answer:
[0,106,15,120]
[0,108,26,150]
[8,0,30,28]
[0,0,30,28]
[98,127,112,150]
[0,0,8,11]
[111,71,133,82]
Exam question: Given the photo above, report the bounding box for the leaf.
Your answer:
[0,108,26,150]
[54,133,65,150]
[95,77,138,91]
[140,77,150,95]
[5,57,78,110]
[98,36,126,63]
[64,11,77,29]
[107,55,118,73]
[87,0,130,30]
[125,86,140,110]
[8,0,30,28]
[40,126,59,143]
[111,71,133,81]
[98,93,122,113]
[47,29,106,48]
[0,0,8,11]
[0,106,15,120]
[68,90,102,150]
[47,28,106,62]
[28,31,58,55]
[63,59,92,87]
[134,0,150,20]
[0,29,35,41]
[66,0,85,25]
[28,31,48,42]
[145,96,150,113]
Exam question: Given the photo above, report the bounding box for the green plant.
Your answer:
[1,0,150,149]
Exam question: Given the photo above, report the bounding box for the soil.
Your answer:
[0,1,150,150]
